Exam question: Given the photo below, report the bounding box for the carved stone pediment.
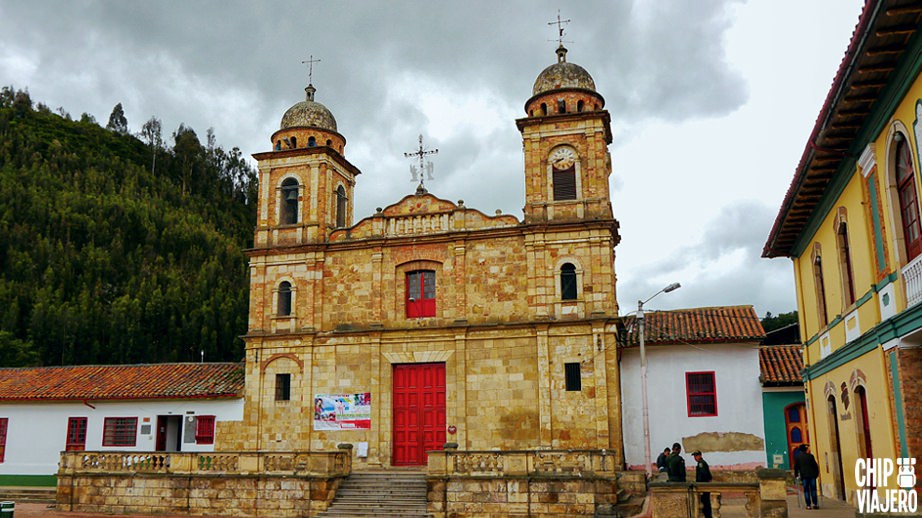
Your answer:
[330,193,519,242]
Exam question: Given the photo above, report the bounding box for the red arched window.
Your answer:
[896,135,922,260]
[406,270,436,318]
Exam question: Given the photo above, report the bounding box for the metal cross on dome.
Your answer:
[301,55,321,84]
[404,134,438,192]
[547,10,571,46]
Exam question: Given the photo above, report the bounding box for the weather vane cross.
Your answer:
[547,10,571,46]
[404,134,438,191]
[301,55,321,84]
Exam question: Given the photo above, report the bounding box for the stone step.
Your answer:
[331,499,427,506]
[322,512,427,517]
[336,485,427,491]
[318,470,428,518]
[0,487,57,504]
[335,491,426,498]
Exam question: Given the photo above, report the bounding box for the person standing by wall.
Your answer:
[656,447,671,472]
[794,444,820,509]
[692,450,713,518]
[667,442,686,482]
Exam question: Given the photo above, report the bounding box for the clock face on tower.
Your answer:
[550,147,576,170]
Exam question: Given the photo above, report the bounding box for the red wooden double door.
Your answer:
[392,362,446,466]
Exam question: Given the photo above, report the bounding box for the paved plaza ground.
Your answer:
[13,491,860,517]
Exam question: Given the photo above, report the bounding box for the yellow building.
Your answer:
[217,44,625,469]
[763,1,921,505]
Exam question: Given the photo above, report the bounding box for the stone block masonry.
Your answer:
[56,451,349,517]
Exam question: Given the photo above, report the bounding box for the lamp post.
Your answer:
[638,282,681,479]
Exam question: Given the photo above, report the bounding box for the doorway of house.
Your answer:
[785,402,808,468]
[392,362,445,466]
[155,415,183,452]
[826,396,847,499]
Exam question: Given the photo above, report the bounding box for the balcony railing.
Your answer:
[427,448,617,477]
[902,254,922,308]
[59,450,351,478]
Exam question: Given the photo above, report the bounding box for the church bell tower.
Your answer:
[516,44,613,224]
[252,82,361,247]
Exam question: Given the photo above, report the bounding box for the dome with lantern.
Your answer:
[532,45,597,96]
[280,84,337,132]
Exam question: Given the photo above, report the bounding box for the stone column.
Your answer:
[758,468,788,518]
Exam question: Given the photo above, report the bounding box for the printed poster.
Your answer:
[313,392,371,430]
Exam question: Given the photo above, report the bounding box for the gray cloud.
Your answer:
[618,201,796,316]
[2,0,843,320]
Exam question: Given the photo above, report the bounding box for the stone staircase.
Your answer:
[0,486,56,504]
[319,470,428,517]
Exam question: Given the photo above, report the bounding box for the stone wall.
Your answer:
[57,473,340,517]
[56,450,349,518]
[427,449,622,517]
[898,346,921,472]
[221,321,624,467]
[427,476,619,517]
[648,468,788,518]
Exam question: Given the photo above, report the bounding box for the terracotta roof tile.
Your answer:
[622,305,765,347]
[0,363,244,402]
[759,345,804,386]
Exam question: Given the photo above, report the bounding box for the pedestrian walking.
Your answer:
[793,444,820,510]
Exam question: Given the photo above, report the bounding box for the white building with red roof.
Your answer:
[619,305,767,472]
[0,363,244,486]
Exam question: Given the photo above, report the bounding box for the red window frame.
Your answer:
[686,371,717,417]
[66,417,88,451]
[195,415,216,445]
[0,418,7,462]
[102,417,138,447]
[896,137,922,260]
[406,270,436,318]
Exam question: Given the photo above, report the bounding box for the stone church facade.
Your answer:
[218,45,624,469]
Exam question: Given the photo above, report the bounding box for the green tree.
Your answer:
[761,311,798,333]
[0,87,257,366]
[106,102,129,134]
[0,330,39,367]
[141,116,163,175]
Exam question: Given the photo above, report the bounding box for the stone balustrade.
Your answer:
[649,468,788,518]
[59,450,350,477]
[426,449,621,517]
[428,448,618,477]
[57,450,351,517]
[384,212,452,236]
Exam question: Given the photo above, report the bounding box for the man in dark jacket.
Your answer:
[793,444,820,509]
[666,442,686,482]
[656,447,671,472]
[692,450,713,518]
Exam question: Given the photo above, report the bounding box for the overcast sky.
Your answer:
[0,0,864,318]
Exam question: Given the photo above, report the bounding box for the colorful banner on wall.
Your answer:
[313,393,371,430]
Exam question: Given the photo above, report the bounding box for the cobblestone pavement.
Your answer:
[12,502,223,517]
[786,492,857,518]
[11,488,860,517]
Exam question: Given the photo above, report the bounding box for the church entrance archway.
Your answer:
[392,362,445,466]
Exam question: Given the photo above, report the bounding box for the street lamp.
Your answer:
[637,282,681,479]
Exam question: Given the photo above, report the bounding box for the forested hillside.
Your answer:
[0,87,257,366]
